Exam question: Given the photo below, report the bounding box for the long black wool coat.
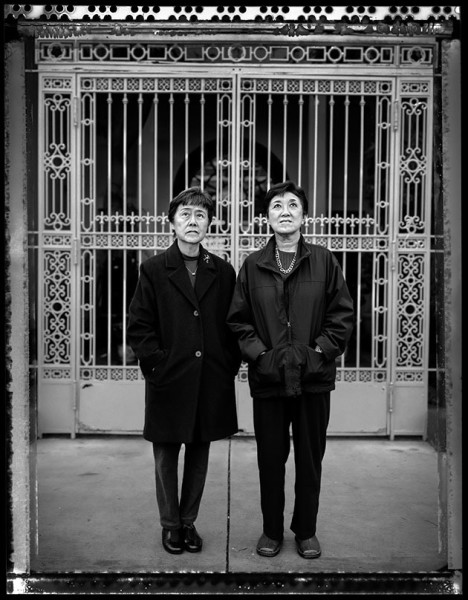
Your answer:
[127,241,241,443]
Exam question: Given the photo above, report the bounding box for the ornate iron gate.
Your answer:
[35,42,433,437]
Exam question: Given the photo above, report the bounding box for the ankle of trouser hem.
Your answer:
[294,533,317,541]
[161,523,182,530]
[264,531,283,542]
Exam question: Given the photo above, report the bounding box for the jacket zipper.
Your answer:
[284,275,292,344]
[287,320,292,343]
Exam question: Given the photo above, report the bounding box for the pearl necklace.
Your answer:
[275,246,297,274]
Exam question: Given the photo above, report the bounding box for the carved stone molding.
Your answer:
[5,5,460,39]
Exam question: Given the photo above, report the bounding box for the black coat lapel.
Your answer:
[194,247,218,302]
[166,242,199,308]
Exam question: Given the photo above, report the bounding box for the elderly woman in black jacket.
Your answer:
[227,181,354,560]
[127,187,240,556]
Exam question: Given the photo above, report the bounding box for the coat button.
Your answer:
[195,350,202,358]
[193,310,199,317]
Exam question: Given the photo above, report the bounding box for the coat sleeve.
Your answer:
[226,263,268,364]
[223,264,244,375]
[127,261,167,378]
[314,252,354,360]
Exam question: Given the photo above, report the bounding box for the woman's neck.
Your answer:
[274,231,300,252]
[177,239,200,257]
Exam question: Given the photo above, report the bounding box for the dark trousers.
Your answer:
[253,392,330,541]
[152,441,210,530]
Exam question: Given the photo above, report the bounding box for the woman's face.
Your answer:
[172,204,210,245]
[267,192,304,236]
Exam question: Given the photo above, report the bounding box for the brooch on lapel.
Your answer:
[203,253,210,263]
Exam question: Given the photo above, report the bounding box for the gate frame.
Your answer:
[36,57,435,439]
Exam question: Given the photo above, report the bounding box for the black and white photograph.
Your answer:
[5,4,462,595]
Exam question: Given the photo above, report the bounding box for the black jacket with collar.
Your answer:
[127,241,240,443]
[227,235,354,397]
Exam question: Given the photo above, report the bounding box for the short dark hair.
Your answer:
[263,181,308,215]
[168,187,215,224]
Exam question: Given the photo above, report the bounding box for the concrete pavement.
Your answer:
[30,435,445,575]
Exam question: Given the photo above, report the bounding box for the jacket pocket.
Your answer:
[147,349,169,383]
[253,347,286,385]
[301,345,335,384]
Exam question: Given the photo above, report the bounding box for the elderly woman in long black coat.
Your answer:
[127,187,240,555]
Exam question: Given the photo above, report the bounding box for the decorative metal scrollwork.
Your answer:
[43,251,71,364]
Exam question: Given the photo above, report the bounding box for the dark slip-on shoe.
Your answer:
[256,533,282,557]
[295,534,322,559]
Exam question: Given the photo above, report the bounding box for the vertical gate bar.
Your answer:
[224,87,228,227]
[72,77,80,437]
[227,87,232,240]
[122,92,129,367]
[122,87,128,373]
[341,92,350,348]
[282,93,288,180]
[387,86,399,439]
[225,90,231,243]
[312,95,319,234]
[242,90,248,230]
[222,87,230,244]
[297,94,303,186]
[371,250,377,372]
[169,92,174,202]
[216,88,222,234]
[107,93,112,219]
[327,95,334,236]
[200,93,205,191]
[267,93,272,188]
[239,93,245,228]
[245,92,253,235]
[373,92,381,380]
[355,94,366,370]
[231,71,240,270]
[231,85,239,245]
[250,93,256,217]
[343,93,350,238]
[355,253,362,371]
[123,93,128,219]
[358,96,365,235]
[138,92,143,220]
[122,250,128,369]
[90,92,96,371]
[105,93,112,368]
[374,99,381,234]
[105,89,112,366]
[153,93,159,232]
[185,92,189,188]
[106,241,111,367]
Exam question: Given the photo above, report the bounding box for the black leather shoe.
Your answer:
[183,524,203,553]
[162,528,184,554]
[295,534,321,559]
